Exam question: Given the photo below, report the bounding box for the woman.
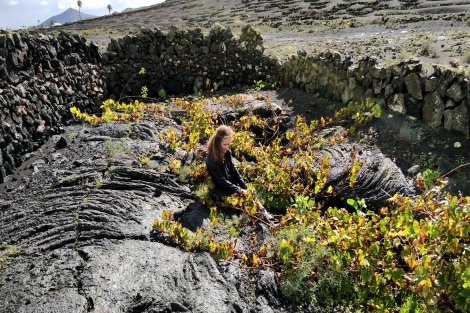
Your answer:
[205,125,247,199]
[206,125,276,224]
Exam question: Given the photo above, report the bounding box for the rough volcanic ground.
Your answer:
[0,118,258,312]
[0,90,420,313]
[0,89,468,313]
[1,1,469,312]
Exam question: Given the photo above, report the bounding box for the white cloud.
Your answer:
[58,0,81,10]
[8,0,19,5]
[40,1,48,5]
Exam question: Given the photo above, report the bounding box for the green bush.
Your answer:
[274,224,356,308]
[104,139,124,158]
[0,245,21,273]
[422,169,440,189]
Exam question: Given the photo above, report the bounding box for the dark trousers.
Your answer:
[213,187,236,201]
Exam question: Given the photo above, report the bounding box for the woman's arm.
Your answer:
[227,150,247,190]
[206,154,242,195]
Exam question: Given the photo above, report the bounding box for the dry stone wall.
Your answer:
[281,51,469,138]
[102,25,279,99]
[0,31,104,183]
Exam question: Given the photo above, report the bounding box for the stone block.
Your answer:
[388,94,406,113]
[446,81,464,102]
[370,64,386,79]
[424,77,438,92]
[444,101,469,138]
[404,72,423,100]
[404,94,422,119]
[423,92,444,128]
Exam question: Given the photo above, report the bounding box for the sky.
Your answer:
[0,0,165,29]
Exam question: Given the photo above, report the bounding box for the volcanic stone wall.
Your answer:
[0,25,280,183]
[102,25,280,99]
[0,31,104,182]
[281,51,469,138]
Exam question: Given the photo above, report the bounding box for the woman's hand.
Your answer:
[239,189,248,195]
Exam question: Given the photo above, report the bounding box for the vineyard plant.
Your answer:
[70,74,470,312]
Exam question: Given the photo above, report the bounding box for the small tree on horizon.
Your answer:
[107,4,112,14]
[77,0,82,21]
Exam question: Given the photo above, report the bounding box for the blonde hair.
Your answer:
[207,125,233,164]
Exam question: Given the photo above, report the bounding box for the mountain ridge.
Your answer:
[41,8,97,26]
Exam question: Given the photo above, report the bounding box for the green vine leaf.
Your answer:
[361,268,374,283]
[392,268,406,284]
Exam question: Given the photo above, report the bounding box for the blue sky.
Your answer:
[0,0,164,29]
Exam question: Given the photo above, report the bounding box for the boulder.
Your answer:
[314,141,416,208]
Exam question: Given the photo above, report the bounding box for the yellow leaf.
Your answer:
[404,256,419,270]
[417,278,432,289]
[388,231,398,238]
[259,245,267,257]
[423,255,431,268]
[242,254,248,263]
[304,236,315,243]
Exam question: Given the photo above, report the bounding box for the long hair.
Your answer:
[207,125,233,164]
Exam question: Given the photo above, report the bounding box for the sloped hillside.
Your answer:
[57,0,470,32]
[48,0,470,68]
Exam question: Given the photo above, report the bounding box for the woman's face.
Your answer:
[220,137,231,154]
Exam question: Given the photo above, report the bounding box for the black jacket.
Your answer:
[206,150,247,199]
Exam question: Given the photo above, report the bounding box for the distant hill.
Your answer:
[122,8,137,13]
[121,6,152,13]
[41,8,97,27]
